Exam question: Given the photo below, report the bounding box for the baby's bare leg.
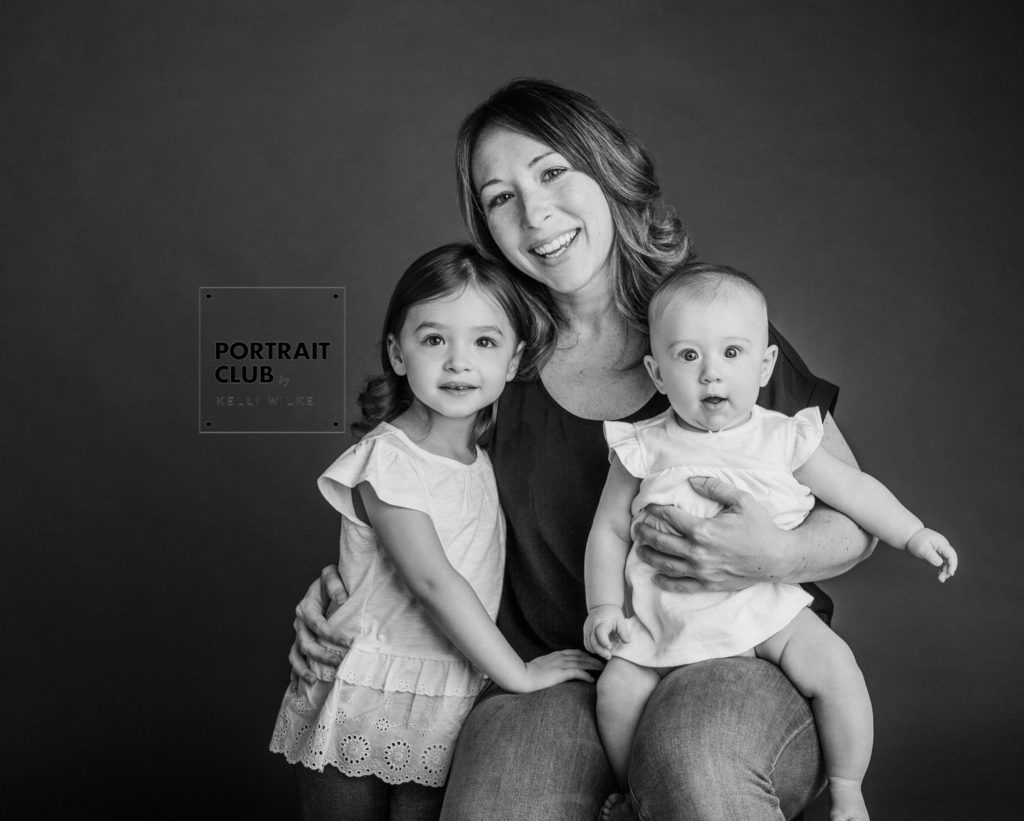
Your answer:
[596,657,663,789]
[756,608,872,821]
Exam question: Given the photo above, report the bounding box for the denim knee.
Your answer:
[629,657,824,821]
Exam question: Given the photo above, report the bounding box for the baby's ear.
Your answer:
[506,340,525,381]
[386,334,406,376]
[759,344,779,387]
[643,354,665,392]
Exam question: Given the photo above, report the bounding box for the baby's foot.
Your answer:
[829,777,869,821]
[600,792,638,821]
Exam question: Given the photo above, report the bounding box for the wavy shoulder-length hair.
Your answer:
[353,242,546,445]
[455,78,693,357]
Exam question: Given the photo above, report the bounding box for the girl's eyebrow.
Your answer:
[477,151,558,195]
[412,321,506,336]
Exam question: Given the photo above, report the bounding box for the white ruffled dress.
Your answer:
[604,405,824,667]
[270,423,504,787]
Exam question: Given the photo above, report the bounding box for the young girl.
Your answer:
[270,243,599,819]
[584,263,958,821]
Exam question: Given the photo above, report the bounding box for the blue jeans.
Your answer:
[441,657,825,820]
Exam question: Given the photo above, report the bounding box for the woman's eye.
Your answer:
[541,167,567,183]
[680,350,698,362]
[487,192,513,210]
[724,346,740,358]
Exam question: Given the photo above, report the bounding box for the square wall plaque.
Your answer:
[199,287,346,433]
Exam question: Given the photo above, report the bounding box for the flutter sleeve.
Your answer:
[602,420,647,478]
[317,432,430,523]
[790,407,825,470]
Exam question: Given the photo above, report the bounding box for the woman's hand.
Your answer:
[633,476,797,594]
[288,565,350,684]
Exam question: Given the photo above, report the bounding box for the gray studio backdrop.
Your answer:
[4,2,1021,818]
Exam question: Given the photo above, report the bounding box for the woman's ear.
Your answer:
[506,341,525,382]
[759,344,779,387]
[387,334,407,376]
[643,354,665,393]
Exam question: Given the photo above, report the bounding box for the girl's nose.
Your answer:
[445,344,470,372]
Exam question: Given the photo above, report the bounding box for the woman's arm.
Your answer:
[357,482,600,691]
[633,413,875,594]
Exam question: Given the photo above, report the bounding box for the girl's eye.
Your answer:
[724,346,740,358]
[487,191,513,210]
[680,349,698,362]
[541,167,567,183]
[422,335,445,347]
[476,337,498,348]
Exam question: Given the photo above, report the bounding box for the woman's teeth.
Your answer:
[531,229,579,258]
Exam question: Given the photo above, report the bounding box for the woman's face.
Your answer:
[471,127,615,299]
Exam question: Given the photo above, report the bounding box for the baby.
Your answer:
[584,263,957,821]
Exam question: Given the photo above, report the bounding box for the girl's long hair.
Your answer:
[456,78,694,360]
[353,243,547,444]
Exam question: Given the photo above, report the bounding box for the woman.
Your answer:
[291,79,873,820]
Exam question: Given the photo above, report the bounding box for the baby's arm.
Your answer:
[583,456,642,658]
[795,448,958,581]
[357,482,601,691]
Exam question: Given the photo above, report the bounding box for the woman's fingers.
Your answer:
[687,475,749,508]
[320,564,348,605]
[288,639,315,682]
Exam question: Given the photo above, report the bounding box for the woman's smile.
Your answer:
[530,228,580,259]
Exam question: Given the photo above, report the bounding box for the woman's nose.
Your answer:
[518,186,551,228]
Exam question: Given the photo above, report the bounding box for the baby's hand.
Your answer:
[583,604,632,659]
[906,527,958,582]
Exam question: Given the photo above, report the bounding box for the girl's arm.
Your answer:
[357,481,601,692]
[795,445,957,580]
[583,456,641,657]
[633,413,875,593]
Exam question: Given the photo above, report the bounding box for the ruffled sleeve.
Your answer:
[603,420,647,478]
[790,407,825,470]
[317,429,431,523]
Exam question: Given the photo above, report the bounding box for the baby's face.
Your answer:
[645,290,777,432]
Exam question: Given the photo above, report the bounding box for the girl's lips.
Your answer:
[529,228,580,259]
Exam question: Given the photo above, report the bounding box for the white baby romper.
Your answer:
[604,405,824,667]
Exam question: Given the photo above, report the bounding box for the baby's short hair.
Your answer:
[648,262,768,328]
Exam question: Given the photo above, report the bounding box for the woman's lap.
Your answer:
[630,657,825,821]
[440,680,614,820]
[442,658,824,821]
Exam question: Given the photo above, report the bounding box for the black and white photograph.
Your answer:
[4,2,1021,818]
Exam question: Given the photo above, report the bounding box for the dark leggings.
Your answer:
[295,765,444,821]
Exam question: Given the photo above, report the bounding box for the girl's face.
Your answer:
[387,284,523,425]
[471,127,615,299]
[644,291,778,433]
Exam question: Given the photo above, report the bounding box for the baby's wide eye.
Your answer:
[680,349,698,362]
[724,346,741,358]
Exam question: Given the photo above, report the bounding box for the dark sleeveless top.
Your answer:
[489,323,839,660]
